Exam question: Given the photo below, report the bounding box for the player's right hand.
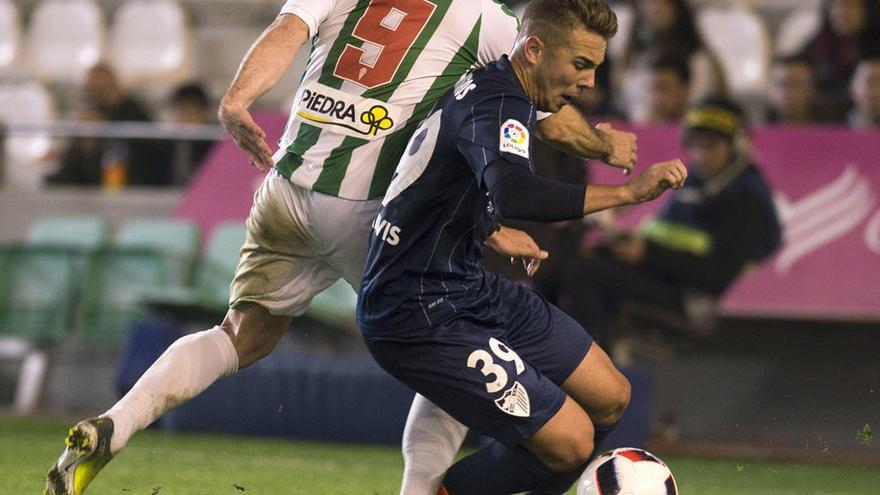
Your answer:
[218,99,274,173]
[596,123,636,175]
[485,225,548,277]
[625,159,687,203]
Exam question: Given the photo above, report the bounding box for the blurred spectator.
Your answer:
[616,0,727,118]
[50,62,171,187]
[799,0,880,120]
[766,54,824,124]
[47,107,108,185]
[848,56,880,128]
[166,82,216,178]
[626,54,691,124]
[547,98,782,349]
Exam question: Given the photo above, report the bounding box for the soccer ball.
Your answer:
[577,447,678,495]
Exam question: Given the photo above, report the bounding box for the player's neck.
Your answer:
[509,53,539,106]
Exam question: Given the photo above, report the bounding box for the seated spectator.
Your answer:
[549,98,782,349]
[616,0,727,118]
[766,54,824,124]
[47,107,108,186]
[626,54,691,124]
[848,56,880,128]
[50,62,172,187]
[165,82,216,179]
[799,0,880,121]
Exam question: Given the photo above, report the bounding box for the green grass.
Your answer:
[2,416,878,494]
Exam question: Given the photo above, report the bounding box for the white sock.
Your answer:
[400,394,469,495]
[102,326,238,454]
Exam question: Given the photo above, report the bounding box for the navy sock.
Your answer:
[590,420,620,460]
[442,440,555,495]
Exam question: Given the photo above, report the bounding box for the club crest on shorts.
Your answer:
[495,381,530,417]
[499,119,529,159]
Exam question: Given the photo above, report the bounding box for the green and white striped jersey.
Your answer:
[274,0,520,200]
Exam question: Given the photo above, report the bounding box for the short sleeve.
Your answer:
[456,94,535,185]
[279,0,338,38]
[477,0,520,66]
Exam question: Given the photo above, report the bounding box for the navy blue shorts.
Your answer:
[363,276,592,446]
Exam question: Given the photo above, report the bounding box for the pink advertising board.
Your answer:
[590,125,880,320]
[176,116,880,320]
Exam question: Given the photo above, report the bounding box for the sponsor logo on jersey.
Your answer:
[499,119,529,158]
[295,82,401,140]
[495,381,530,417]
[372,212,401,246]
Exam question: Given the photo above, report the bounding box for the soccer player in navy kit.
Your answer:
[357,1,687,493]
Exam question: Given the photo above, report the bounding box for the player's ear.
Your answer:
[522,35,545,65]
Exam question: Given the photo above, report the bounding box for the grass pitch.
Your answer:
[2,416,878,494]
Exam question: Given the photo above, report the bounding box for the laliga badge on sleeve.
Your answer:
[499,119,530,159]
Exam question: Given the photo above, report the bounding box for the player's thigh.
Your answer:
[364,322,567,447]
[229,173,343,318]
[560,342,631,425]
[313,193,381,290]
[499,279,592,386]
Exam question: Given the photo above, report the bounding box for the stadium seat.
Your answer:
[0,80,56,189]
[775,6,821,56]
[107,0,192,89]
[696,7,771,104]
[0,216,109,342]
[141,221,244,323]
[25,0,105,83]
[307,279,357,328]
[0,0,20,70]
[77,218,200,342]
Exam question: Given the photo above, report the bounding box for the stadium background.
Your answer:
[0,0,878,493]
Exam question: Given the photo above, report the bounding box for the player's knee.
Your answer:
[219,322,275,369]
[607,375,632,423]
[542,423,595,472]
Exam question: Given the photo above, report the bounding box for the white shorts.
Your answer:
[229,170,380,317]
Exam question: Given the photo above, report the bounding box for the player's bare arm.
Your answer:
[582,159,687,215]
[219,13,310,172]
[536,104,637,174]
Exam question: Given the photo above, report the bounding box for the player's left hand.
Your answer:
[485,225,548,277]
[596,123,636,175]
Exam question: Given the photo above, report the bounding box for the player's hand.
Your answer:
[485,225,548,277]
[625,159,687,204]
[218,99,274,173]
[596,123,636,176]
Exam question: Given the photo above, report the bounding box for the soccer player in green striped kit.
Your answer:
[45,1,637,494]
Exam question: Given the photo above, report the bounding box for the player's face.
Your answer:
[683,131,733,178]
[533,27,607,113]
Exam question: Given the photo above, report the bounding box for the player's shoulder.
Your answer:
[451,59,531,108]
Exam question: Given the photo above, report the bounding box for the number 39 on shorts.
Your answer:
[333,0,437,89]
[467,338,526,393]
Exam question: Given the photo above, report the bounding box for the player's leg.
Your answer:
[399,394,469,495]
[441,394,595,495]
[44,174,333,495]
[364,320,595,495]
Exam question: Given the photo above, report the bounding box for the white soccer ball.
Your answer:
[577,447,678,495]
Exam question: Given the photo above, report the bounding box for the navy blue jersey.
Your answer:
[358,56,538,334]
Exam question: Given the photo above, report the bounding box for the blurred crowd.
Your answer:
[596,0,880,127]
[0,0,878,191]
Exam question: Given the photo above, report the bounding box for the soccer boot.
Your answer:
[44,417,115,495]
